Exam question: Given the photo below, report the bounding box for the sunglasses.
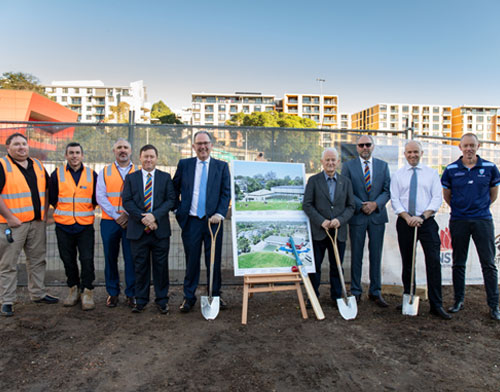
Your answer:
[357,143,372,148]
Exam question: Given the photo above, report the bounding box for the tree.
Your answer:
[105,102,130,123]
[151,100,182,124]
[0,72,47,96]
[226,111,322,171]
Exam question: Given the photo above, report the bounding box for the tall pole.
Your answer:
[316,78,325,128]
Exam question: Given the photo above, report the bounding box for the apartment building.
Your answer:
[191,92,275,126]
[451,105,500,141]
[44,80,151,123]
[351,103,452,137]
[279,93,339,129]
[338,113,351,129]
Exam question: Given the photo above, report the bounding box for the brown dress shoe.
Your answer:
[126,296,136,308]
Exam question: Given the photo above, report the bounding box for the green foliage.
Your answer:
[0,72,47,96]
[150,100,182,124]
[238,252,295,268]
[105,102,130,123]
[226,111,322,171]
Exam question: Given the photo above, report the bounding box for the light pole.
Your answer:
[316,78,325,128]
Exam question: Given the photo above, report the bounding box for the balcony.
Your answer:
[288,99,298,104]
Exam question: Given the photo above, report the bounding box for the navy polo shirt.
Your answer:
[441,155,500,220]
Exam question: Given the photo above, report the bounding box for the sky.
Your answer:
[2,0,500,113]
[233,161,304,179]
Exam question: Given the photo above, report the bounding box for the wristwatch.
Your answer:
[419,214,426,221]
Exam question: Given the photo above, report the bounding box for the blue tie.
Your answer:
[197,161,207,218]
[408,167,418,216]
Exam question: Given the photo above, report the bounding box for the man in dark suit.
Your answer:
[341,135,391,307]
[122,144,176,314]
[303,147,355,304]
[173,131,231,313]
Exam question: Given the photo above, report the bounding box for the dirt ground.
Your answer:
[1,284,499,392]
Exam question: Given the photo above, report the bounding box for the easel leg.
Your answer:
[296,282,308,319]
[242,283,249,325]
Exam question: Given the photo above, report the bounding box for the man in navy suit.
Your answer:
[122,144,176,314]
[173,131,231,313]
[341,135,391,307]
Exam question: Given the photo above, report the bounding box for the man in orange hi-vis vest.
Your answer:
[49,142,97,311]
[96,138,136,308]
[0,133,58,317]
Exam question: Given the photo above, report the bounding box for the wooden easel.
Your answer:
[241,272,308,325]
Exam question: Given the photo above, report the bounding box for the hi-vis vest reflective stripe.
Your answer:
[53,165,95,225]
[101,162,135,220]
[0,156,46,223]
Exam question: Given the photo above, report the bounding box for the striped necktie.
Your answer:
[364,161,372,193]
[144,173,152,232]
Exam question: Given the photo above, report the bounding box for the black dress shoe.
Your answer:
[369,294,389,308]
[396,304,403,311]
[132,304,145,313]
[219,297,227,310]
[448,301,464,313]
[106,295,119,308]
[305,299,312,309]
[34,295,59,304]
[490,307,500,321]
[157,303,169,314]
[126,296,136,308]
[1,304,14,317]
[179,299,195,313]
[430,306,452,320]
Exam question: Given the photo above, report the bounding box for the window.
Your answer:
[255,98,262,104]
[433,115,439,122]
[86,106,92,112]
[402,106,409,113]
[205,114,213,121]
[218,113,226,121]
[74,88,80,94]
[107,89,113,96]
[193,103,200,110]
[77,115,81,121]
[477,116,484,122]
[122,89,129,96]
[205,105,214,113]
[218,104,226,111]
[230,105,237,113]
[86,115,92,120]
[254,106,261,112]
[412,106,419,114]
[243,106,250,113]
[266,106,273,112]
[108,96,114,102]
[62,96,67,102]
[433,124,439,130]
[433,106,439,113]
[63,88,68,93]
[194,113,200,120]
[379,105,387,111]
[87,88,92,94]
[476,124,483,131]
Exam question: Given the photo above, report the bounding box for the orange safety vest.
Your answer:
[0,156,46,223]
[101,162,135,220]
[53,164,95,226]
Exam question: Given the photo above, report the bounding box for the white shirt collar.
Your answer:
[142,168,156,177]
[196,157,211,165]
[359,156,373,165]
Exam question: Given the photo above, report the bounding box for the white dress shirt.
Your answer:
[189,157,211,216]
[142,168,156,211]
[390,163,442,216]
[96,161,134,220]
[359,156,373,183]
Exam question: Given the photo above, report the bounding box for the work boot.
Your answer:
[64,286,80,307]
[81,288,96,311]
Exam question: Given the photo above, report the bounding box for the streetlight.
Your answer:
[316,78,326,128]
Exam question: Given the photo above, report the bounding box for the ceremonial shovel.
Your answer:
[325,228,357,320]
[201,220,221,320]
[402,227,419,316]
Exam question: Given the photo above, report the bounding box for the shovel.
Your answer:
[325,228,357,320]
[402,227,419,316]
[201,220,221,320]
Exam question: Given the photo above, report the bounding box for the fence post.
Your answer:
[128,110,135,155]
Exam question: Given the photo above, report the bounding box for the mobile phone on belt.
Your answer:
[5,228,13,243]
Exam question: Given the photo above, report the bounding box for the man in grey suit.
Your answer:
[341,135,391,307]
[303,147,355,304]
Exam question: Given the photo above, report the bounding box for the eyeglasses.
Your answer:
[194,142,211,146]
[357,143,372,148]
